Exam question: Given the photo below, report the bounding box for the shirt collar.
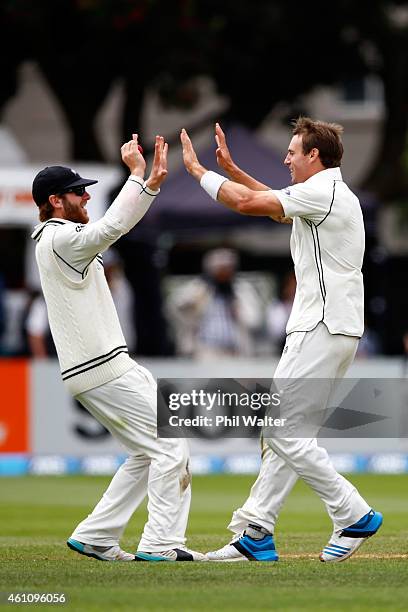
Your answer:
[31,218,71,242]
[304,166,342,185]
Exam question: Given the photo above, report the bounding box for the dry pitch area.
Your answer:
[0,474,407,611]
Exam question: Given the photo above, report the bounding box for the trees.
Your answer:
[199,0,408,199]
[2,0,407,197]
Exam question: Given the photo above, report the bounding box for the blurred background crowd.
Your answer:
[1,0,408,362]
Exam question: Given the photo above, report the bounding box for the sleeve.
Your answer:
[272,182,331,223]
[53,177,159,270]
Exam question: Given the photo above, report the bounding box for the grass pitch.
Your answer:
[0,473,407,611]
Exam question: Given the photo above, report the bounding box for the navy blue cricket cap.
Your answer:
[32,165,98,205]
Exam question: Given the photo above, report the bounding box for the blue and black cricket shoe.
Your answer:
[207,527,279,562]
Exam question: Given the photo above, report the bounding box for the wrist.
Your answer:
[129,172,144,181]
[144,178,160,193]
[188,162,206,181]
[128,175,144,187]
[228,162,241,180]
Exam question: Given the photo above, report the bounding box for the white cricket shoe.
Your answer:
[135,547,207,562]
[67,537,135,561]
[320,509,383,562]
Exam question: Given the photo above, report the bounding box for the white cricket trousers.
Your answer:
[70,365,191,552]
[229,323,371,534]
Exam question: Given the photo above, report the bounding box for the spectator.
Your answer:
[25,290,55,357]
[168,248,263,359]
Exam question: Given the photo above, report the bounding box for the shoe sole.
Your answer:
[135,552,207,562]
[67,538,109,562]
[135,552,174,562]
[207,554,278,562]
[207,556,250,562]
[208,557,280,562]
[319,537,366,563]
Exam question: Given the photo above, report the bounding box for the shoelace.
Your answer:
[229,531,245,544]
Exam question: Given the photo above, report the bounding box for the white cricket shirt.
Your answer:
[32,177,159,395]
[273,167,364,337]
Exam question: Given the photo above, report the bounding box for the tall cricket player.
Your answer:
[31,135,205,562]
[180,118,383,563]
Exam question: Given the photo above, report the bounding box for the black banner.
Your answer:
[157,378,408,439]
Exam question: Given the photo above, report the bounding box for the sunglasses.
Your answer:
[61,185,87,196]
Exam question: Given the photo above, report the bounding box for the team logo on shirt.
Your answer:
[75,224,85,232]
[284,187,291,195]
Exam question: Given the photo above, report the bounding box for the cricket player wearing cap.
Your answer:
[31,135,205,562]
[181,118,383,563]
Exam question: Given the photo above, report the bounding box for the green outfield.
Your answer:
[0,473,407,611]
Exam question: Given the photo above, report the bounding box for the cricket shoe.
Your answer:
[135,547,207,562]
[206,525,279,562]
[67,537,135,561]
[320,509,383,562]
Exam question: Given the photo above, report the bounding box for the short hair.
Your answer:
[292,116,344,168]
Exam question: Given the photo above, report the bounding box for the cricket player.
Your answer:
[180,118,383,562]
[31,135,205,562]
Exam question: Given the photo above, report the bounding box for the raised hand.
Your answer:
[180,128,205,180]
[215,123,235,174]
[146,135,168,191]
[121,133,146,178]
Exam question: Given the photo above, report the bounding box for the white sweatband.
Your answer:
[200,171,228,200]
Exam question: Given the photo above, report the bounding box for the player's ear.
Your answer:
[309,147,320,162]
[48,194,63,210]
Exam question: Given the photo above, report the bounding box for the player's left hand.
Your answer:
[215,123,235,173]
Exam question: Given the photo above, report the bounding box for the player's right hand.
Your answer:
[215,123,235,174]
[121,134,146,178]
[145,135,168,191]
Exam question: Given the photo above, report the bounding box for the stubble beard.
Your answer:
[62,196,88,223]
